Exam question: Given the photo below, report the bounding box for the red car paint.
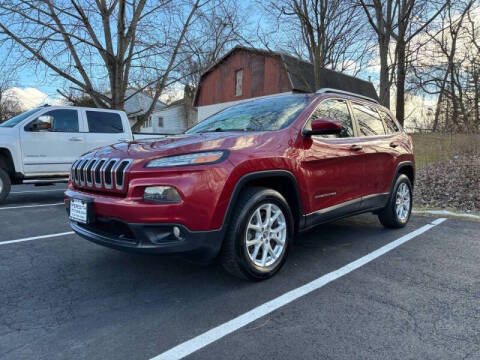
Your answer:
[65,93,414,257]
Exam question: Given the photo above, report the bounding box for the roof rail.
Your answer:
[316,88,379,104]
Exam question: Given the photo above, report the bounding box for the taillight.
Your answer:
[408,135,413,150]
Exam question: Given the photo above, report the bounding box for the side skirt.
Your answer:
[301,192,389,232]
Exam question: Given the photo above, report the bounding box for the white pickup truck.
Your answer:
[0,105,163,202]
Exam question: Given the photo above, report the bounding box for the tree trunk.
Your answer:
[378,35,391,109]
[395,39,406,126]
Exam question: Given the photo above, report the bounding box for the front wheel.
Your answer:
[220,187,294,281]
[378,174,412,228]
[0,168,11,203]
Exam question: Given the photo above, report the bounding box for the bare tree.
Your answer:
[260,0,375,91]
[410,0,476,132]
[359,0,446,125]
[0,58,21,122]
[0,0,207,129]
[180,0,248,92]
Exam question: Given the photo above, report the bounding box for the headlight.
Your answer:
[145,151,226,168]
[144,186,182,203]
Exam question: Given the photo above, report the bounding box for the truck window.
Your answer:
[306,99,354,138]
[26,109,79,132]
[352,103,386,136]
[86,111,123,133]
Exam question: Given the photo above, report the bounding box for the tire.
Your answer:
[378,174,412,228]
[0,167,11,203]
[220,187,294,281]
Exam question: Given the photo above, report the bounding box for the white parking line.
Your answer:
[0,203,65,210]
[151,218,447,360]
[10,189,66,194]
[0,231,74,246]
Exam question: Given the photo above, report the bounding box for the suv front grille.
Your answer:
[71,157,133,192]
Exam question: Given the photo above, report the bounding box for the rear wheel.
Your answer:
[0,167,11,203]
[220,187,293,281]
[378,174,412,228]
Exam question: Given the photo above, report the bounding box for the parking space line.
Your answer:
[151,218,447,360]
[0,231,74,246]
[10,189,66,194]
[0,203,65,210]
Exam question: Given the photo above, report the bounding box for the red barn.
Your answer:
[194,46,315,121]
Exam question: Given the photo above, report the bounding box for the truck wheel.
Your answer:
[0,167,11,203]
[378,174,412,228]
[220,187,294,281]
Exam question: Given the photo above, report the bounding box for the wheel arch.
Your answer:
[395,161,415,188]
[0,148,16,180]
[222,170,304,233]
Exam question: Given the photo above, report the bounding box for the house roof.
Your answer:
[105,88,167,116]
[194,45,378,105]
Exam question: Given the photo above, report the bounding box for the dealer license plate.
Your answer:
[70,198,89,224]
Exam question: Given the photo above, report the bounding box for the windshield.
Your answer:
[0,108,42,128]
[186,95,311,134]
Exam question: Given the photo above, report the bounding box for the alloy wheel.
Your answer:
[395,183,411,223]
[245,203,287,268]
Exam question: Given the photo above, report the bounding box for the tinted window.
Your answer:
[378,109,400,134]
[26,109,79,132]
[352,103,386,136]
[186,95,311,133]
[87,111,123,133]
[306,99,354,138]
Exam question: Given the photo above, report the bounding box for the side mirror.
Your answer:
[27,116,52,132]
[303,117,342,136]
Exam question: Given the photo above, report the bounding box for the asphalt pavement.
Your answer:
[0,184,479,360]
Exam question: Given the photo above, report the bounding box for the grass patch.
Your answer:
[411,133,480,168]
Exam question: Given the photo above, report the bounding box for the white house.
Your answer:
[149,99,198,134]
[107,88,166,130]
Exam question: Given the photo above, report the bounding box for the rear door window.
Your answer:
[378,109,400,134]
[307,98,354,138]
[86,111,123,133]
[352,103,386,136]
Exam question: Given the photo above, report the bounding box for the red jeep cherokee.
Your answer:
[65,90,414,280]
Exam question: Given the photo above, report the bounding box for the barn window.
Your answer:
[158,117,164,128]
[235,69,243,96]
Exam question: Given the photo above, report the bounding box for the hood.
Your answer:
[89,132,269,160]
[0,126,17,141]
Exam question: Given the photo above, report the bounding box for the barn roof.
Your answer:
[193,46,378,106]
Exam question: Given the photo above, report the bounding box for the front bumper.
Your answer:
[70,219,225,261]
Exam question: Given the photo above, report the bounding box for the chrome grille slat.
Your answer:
[113,159,132,190]
[95,158,108,188]
[85,159,97,187]
[77,159,88,186]
[103,159,118,189]
[71,157,132,192]
[71,160,79,184]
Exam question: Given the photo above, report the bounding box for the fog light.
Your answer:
[173,226,181,239]
[143,186,181,203]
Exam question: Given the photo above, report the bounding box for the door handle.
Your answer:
[389,142,399,148]
[69,137,84,142]
[118,138,129,142]
[350,144,363,151]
